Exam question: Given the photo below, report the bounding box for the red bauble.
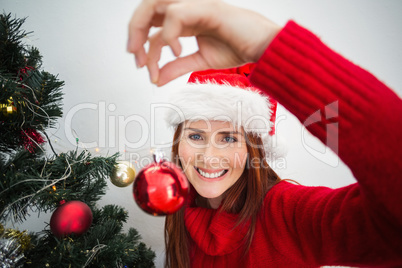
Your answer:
[50,201,93,238]
[133,160,189,216]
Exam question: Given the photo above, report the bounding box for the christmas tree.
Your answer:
[0,13,155,267]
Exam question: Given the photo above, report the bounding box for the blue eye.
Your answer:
[189,134,202,140]
[224,136,237,143]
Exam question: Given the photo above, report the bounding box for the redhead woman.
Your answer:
[127,0,402,267]
[164,66,286,267]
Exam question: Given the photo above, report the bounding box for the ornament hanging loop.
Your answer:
[151,148,165,163]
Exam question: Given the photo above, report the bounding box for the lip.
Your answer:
[193,166,229,182]
[197,167,226,173]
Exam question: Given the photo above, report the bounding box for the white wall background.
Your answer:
[2,0,402,267]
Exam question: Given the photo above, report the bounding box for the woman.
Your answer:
[165,65,287,267]
[128,0,402,267]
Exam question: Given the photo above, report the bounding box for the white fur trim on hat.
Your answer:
[165,82,287,160]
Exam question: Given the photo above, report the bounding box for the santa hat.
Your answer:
[165,64,286,160]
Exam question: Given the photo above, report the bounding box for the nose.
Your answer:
[198,143,222,168]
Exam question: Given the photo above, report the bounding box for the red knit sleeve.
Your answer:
[249,21,402,266]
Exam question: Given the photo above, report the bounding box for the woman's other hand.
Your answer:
[127,0,281,86]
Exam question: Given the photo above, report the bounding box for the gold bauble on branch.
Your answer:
[110,161,136,187]
[0,97,17,116]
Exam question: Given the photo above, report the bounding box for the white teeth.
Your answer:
[197,168,226,179]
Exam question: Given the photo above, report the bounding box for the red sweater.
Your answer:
[184,21,402,267]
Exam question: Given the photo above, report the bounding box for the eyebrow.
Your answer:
[183,128,244,136]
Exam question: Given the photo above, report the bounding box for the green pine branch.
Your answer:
[0,12,63,153]
[0,149,119,223]
[25,205,156,267]
[0,13,34,73]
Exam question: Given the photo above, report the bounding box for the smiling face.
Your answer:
[178,120,248,207]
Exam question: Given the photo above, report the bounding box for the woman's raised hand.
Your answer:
[127,0,281,86]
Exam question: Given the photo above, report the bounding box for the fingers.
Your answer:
[128,1,154,67]
[161,4,187,57]
[129,0,229,85]
[147,28,187,85]
[127,0,170,67]
[147,29,208,86]
[146,30,166,84]
[146,5,193,84]
[157,53,208,86]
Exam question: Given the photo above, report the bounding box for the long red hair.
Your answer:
[164,123,282,268]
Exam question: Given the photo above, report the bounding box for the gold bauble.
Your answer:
[0,97,17,116]
[110,161,136,187]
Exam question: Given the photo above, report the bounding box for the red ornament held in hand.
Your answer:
[50,200,93,238]
[133,150,189,216]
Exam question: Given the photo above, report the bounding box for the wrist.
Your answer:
[252,21,282,62]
